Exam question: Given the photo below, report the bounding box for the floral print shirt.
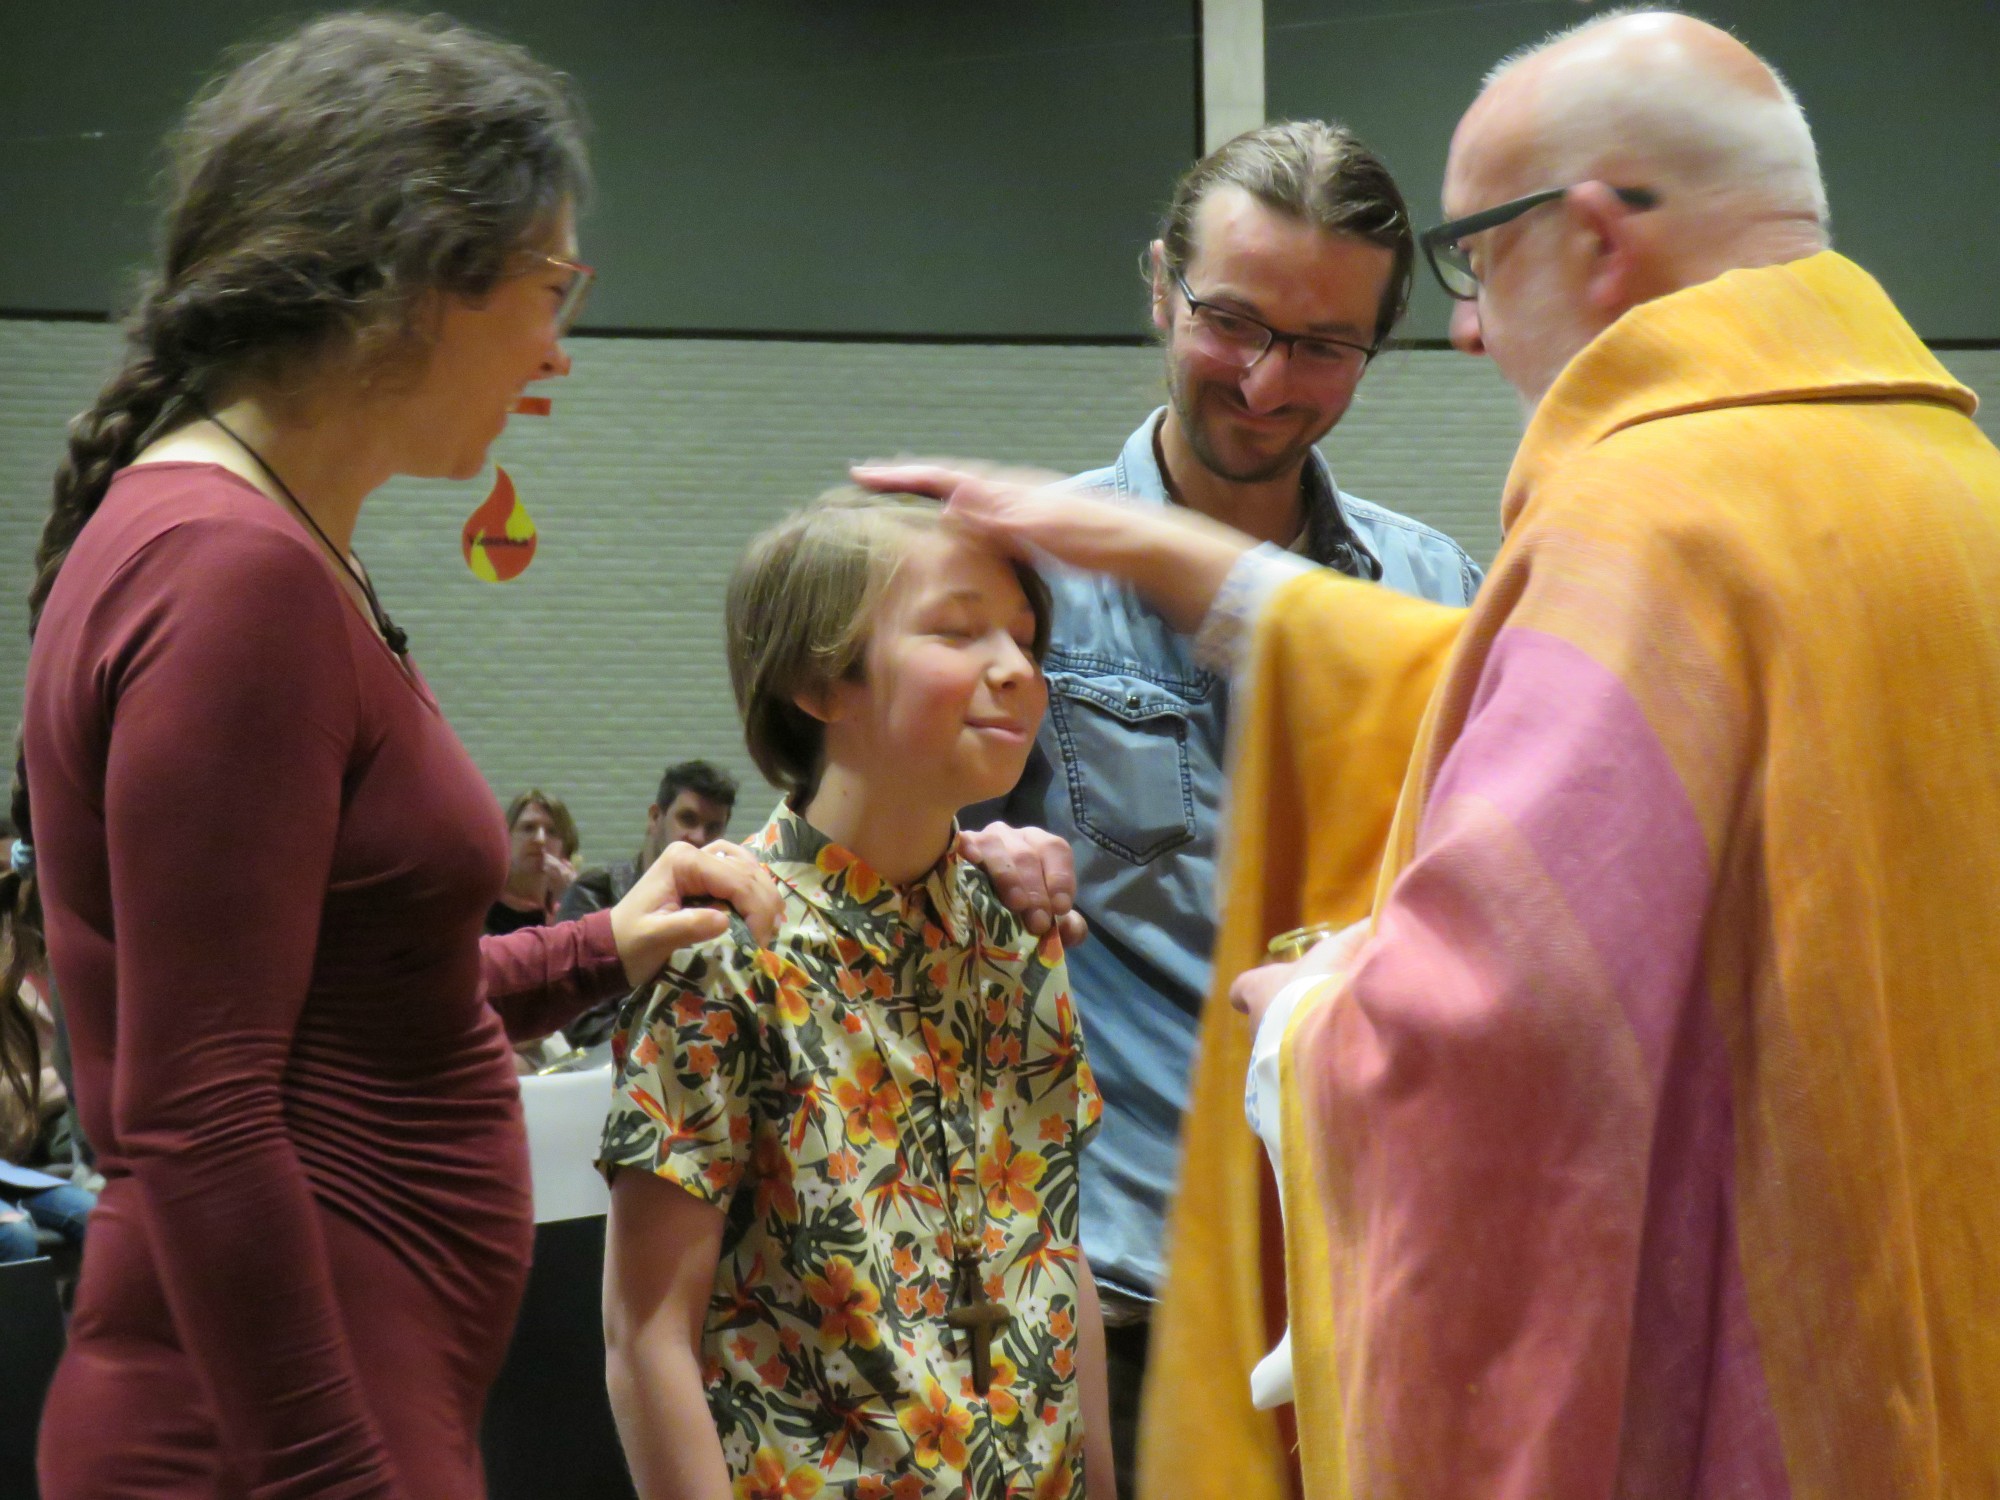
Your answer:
[601,804,1102,1500]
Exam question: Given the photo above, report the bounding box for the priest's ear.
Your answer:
[1568,180,1653,320]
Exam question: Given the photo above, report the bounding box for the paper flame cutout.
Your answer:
[461,465,538,582]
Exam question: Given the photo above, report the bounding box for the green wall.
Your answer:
[1267,0,2000,342]
[0,1,1197,335]
[4,3,1992,339]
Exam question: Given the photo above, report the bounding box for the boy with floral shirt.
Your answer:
[601,491,1112,1500]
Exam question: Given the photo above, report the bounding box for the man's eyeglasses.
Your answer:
[1420,185,1658,300]
[1173,272,1377,381]
[545,255,596,335]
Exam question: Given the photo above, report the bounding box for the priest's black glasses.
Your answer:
[1422,185,1659,299]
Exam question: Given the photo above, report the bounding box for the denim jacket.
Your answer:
[999,409,1481,1301]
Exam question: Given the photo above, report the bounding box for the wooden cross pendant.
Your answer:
[945,1252,1011,1396]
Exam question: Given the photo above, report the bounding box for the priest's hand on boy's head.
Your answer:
[849,458,1081,563]
[957,820,1089,948]
[608,838,782,987]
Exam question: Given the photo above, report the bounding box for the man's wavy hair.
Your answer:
[1156,119,1415,349]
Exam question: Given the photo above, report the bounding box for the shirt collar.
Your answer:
[1125,406,1378,579]
[751,801,973,956]
[1504,251,1975,533]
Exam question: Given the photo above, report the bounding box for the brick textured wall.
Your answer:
[2,319,1995,858]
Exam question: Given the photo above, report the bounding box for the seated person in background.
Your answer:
[488,790,585,1070]
[601,489,1114,1500]
[1,823,95,1266]
[558,761,738,1049]
[485,788,581,936]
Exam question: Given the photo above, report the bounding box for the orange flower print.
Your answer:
[920,1282,949,1318]
[674,988,707,1026]
[1038,1113,1069,1145]
[729,1333,759,1363]
[751,1131,799,1221]
[630,1028,660,1070]
[702,1008,738,1043]
[961,1353,1021,1423]
[1052,1344,1075,1379]
[979,1128,1047,1217]
[686,1043,719,1077]
[756,1354,788,1388]
[912,1020,962,1094]
[1030,1439,1081,1500]
[892,1245,920,1278]
[986,1031,1024,1070]
[896,1379,972,1470]
[754,949,816,1026]
[816,843,883,902]
[1049,1306,1074,1341]
[802,1256,882,1350]
[895,1286,921,1317]
[824,1148,860,1184]
[733,1446,823,1499]
[834,1056,904,1148]
[854,1479,924,1500]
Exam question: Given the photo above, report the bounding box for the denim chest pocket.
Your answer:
[1047,673,1196,865]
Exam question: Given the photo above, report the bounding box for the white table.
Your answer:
[519,1063,615,1224]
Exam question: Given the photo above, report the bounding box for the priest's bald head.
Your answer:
[1430,10,1831,415]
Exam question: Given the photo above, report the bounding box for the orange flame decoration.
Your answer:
[461,465,538,582]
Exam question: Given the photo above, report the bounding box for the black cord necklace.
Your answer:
[195,397,410,658]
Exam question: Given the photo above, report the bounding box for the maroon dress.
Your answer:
[25,464,630,1498]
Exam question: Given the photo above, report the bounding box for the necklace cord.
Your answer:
[191,395,410,658]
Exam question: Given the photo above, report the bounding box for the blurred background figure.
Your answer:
[486,788,583,936]
[557,760,737,1049]
[0,808,95,1269]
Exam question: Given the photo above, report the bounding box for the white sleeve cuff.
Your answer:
[1192,544,1314,676]
[1242,972,1328,1156]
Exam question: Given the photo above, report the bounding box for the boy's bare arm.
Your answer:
[604,1170,733,1500]
[1076,1256,1119,1500]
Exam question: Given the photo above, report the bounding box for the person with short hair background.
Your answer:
[559,761,739,1049]
[601,490,1114,1500]
[487,788,584,936]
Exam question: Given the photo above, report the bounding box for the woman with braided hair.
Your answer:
[21,15,777,1496]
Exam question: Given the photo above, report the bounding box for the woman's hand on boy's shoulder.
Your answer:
[958,821,1089,948]
[610,839,783,988]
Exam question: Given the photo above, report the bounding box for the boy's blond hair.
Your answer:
[727,487,1052,800]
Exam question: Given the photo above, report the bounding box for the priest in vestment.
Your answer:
[859,12,2000,1499]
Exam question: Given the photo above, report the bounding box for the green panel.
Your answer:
[1266,0,2000,342]
[0,1,1197,335]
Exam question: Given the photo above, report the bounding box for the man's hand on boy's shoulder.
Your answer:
[958,821,1089,949]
